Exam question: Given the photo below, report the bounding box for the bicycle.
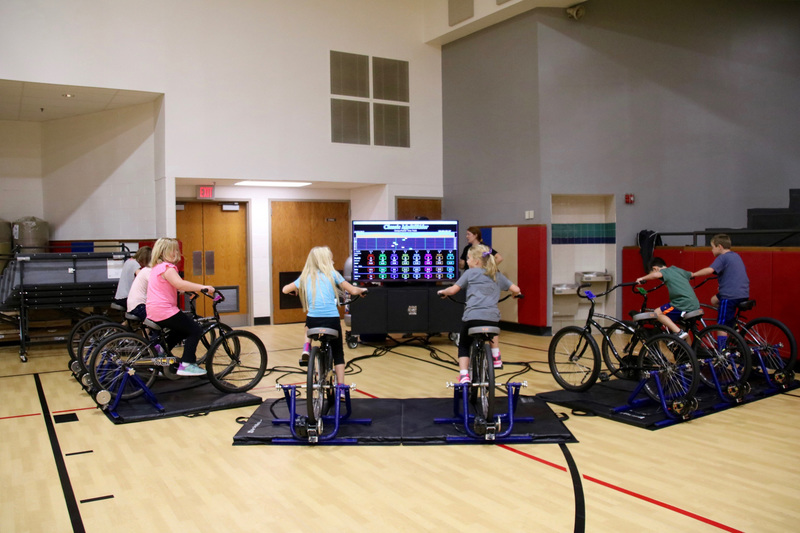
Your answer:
[442,293,522,423]
[74,291,231,387]
[693,277,797,390]
[549,283,699,418]
[608,280,752,403]
[88,290,268,405]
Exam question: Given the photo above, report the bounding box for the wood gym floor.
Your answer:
[2,323,799,532]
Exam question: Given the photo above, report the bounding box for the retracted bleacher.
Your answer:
[0,249,127,361]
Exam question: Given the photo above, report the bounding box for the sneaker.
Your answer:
[458,373,471,384]
[493,353,503,369]
[177,362,207,377]
[678,330,689,340]
[299,352,309,367]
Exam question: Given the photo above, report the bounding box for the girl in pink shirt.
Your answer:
[146,238,215,377]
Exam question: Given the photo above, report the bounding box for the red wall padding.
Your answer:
[517,225,548,327]
[623,246,799,339]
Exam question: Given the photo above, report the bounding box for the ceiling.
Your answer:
[0,79,161,122]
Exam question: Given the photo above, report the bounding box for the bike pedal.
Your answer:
[152,357,177,366]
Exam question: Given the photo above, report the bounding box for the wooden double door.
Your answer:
[176,202,248,321]
[271,201,350,324]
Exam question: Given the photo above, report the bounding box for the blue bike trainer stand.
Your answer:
[272,384,372,444]
[102,368,165,421]
[613,371,695,428]
[434,381,535,443]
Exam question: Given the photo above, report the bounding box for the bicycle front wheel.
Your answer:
[742,317,797,386]
[638,333,699,404]
[206,330,267,393]
[548,326,600,392]
[198,323,234,365]
[471,342,495,421]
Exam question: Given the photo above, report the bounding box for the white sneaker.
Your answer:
[177,362,207,377]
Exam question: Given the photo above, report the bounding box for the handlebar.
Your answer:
[440,292,522,305]
[692,276,718,290]
[576,281,636,300]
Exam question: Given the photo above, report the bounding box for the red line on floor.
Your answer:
[500,445,742,533]
[1,413,42,420]
[583,475,744,533]
[497,444,567,471]
[52,407,97,414]
[353,388,378,399]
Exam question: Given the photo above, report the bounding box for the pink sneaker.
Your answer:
[493,353,503,369]
[458,373,471,384]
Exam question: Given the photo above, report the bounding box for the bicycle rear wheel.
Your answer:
[601,322,642,380]
[89,332,158,401]
[77,322,130,376]
[306,346,325,425]
[68,315,112,363]
[742,317,797,386]
[471,342,495,421]
[548,326,600,392]
[693,324,751,399]
[206,330,267,393]
[638,333,699,404]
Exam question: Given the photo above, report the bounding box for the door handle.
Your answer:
[205,250,215,276]
[193,251,202,276]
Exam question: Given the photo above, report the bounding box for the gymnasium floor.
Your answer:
[2,323,799,532]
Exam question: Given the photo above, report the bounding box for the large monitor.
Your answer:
[351,220,459,283]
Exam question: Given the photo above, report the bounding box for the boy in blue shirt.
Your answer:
[691,234,750,328]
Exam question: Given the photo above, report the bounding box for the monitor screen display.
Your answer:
[351,220,459,283]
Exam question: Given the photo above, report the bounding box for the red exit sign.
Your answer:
[196,185,215,199]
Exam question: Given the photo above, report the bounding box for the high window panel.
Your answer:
[331,99,370,145]
[330,50,410,148]
[372,57,409,103]
[373,103,410,148]
[330,51,369,98]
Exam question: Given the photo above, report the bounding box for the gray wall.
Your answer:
[442,0,800,244]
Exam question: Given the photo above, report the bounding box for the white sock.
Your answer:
[460,369,469,375]
[492,348,500,357]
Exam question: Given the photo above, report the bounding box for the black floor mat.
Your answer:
[233,395,576,445]
[102,378,262,424]
[537,377,798,430]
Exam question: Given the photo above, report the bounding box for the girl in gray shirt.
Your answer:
[438,245,521,383]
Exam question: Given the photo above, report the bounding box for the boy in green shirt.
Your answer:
[636,257,700,339]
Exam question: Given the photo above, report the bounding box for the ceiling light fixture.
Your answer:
[62,93,75,98]
[235,180,311,187]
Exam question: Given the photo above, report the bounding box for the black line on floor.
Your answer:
[65,450,93,457]
[79,495,114,504]
[34,374,85,533]
[559,443,585,533]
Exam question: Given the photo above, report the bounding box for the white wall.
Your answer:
[41,102,158,240]
[0,121,43,220]
[0,0,443,192]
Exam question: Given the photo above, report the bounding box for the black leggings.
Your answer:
[156,311,203,364]
[305,316,345,366]
[457,320,498,360]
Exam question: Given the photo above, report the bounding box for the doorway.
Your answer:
[271,200,351,324]
[176,201,248,324]
[396,197,442,220]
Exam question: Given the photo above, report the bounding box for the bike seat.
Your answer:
[125,313,142,322]
[632,311,656,322]
[682,309,704,320]
[110,302,126,312]
[144,319,161,330]
[307,327,339,339]
[467,325,500,337]
[737,300,756,311]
